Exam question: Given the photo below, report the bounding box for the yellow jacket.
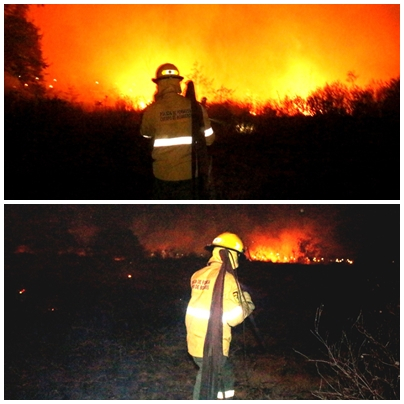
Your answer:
[185,250,255,357]
[140,82,214,181]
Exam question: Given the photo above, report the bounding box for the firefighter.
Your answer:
[140,63,215,199]
[185,232,255,400]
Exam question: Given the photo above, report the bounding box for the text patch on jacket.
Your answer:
[160,109,192,121]
[191,279,211,290]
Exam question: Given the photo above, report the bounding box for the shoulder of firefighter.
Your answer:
[185,262,255,357]
[140,91,214,181]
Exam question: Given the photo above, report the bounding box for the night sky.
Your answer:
[5,204,399,264]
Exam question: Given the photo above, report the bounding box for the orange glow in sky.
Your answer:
[28,4,400,106]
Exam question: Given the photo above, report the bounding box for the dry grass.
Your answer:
[5,313,320,400]
[5,259,398,400]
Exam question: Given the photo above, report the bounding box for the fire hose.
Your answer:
[236,279,266,353]
[247,312,266,353]
[185,80,211,199]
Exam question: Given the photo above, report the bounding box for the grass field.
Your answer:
[5,255,399,399]
[5,97,399,200]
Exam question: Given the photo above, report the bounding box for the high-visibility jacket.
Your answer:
[185,250,255,357]
[140,84,215,181]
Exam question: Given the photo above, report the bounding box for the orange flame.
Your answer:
[246,228,324,263]
[28,4,399,107]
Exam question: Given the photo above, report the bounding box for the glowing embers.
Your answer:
[248,245,355,264]
[235,122,255,134]
[333,258,354,264]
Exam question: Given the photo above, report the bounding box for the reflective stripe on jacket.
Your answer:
[185,251,254,357]
[140,86,214,181]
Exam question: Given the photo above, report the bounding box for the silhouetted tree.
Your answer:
[346,70,358,86]
[378,78,400,118]
[187,62,215,100]
[259,101,277,118]
[4,4,47,95]
[5,205,78,256]
[306,82,350,116]
[276,95,310,116]
[349,86,378,117]
[212,85,235,103]
[92,227,145,260]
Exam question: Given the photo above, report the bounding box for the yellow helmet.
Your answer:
[152,63,184,83]
[209,232,244,254]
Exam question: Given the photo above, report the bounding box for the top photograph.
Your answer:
[5,4,399,200]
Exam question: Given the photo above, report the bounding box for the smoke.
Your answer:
[128,205,345,260]
[28,4,399,105]
[61,204,342,261]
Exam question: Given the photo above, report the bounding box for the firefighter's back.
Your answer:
[144,91,193,181]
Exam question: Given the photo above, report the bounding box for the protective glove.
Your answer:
[241,291,255,314]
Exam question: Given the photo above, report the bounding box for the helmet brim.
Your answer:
[152,75,184,83]
[205,244,245,255]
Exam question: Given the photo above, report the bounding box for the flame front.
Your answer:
[247,229,325,263]
[28,4,399,107]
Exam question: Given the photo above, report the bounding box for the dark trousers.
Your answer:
[153,178,194,200]
[192,356,235,400]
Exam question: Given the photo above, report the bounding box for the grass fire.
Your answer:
[4,205,399,399]
[4,5,400,200]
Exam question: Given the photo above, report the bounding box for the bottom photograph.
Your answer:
[4,204,400,400]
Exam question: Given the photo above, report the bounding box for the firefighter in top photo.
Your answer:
[140,63,215,200]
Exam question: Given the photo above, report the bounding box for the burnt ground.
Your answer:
[5,256,399,399]
[5,98,399,200]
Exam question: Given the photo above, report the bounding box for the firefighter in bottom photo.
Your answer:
[185,232,255,400]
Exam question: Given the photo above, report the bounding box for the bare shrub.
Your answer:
[296,305,399,400]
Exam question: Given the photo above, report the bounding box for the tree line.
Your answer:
[5,205,145,261]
